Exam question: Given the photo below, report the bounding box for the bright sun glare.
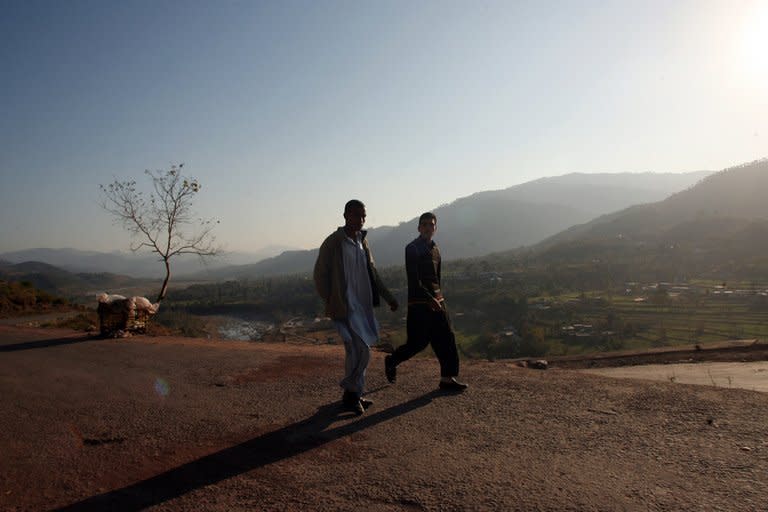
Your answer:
[739,4,768,85]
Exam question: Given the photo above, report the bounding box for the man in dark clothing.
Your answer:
[384,212,468,392]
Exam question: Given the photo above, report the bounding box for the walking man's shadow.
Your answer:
[56,389,442,511]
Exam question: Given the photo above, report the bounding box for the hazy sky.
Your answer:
[2,0,767,255]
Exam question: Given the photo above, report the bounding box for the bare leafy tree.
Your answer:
[99,163,219,302]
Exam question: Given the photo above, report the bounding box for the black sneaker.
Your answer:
[439,378,468,392]
[385,355,397,383]
[347,400,365,415]
[342,392,365,415]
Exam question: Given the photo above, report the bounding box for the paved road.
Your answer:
[584,361,768,392]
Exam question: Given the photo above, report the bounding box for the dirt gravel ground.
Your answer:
[1,325,768,512]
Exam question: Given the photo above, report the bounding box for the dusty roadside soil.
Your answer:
[1,325,767,511]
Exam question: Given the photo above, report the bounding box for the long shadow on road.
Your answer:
[54,389,442,511]
[0,334,99,353]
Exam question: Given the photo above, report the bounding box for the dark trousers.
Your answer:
[391,305,460,377]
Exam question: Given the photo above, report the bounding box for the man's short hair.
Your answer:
[419,212,437,224]
[345,199,365,214]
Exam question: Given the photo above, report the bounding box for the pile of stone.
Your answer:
[97,293,160,337]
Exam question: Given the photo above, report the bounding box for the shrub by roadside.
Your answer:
[43,311,98,331]
[148,308,211,338]
[0,280,70,317]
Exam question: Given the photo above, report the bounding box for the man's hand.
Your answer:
[428,297,443,312]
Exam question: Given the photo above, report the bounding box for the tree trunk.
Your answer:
[157,259,171,303]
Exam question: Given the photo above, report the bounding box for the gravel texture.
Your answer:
[1,325,767,512]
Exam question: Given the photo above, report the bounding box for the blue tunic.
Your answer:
[333,232,380,346]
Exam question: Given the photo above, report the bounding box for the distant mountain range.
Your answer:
[198,170,711,279]
[526,159,768,275]
[0,246,294,279]
[0,169,714,284]
[8,161,768,293]
[537,160,768,246]
[0,259,156,300]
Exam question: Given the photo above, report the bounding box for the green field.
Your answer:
[518,285,768,356]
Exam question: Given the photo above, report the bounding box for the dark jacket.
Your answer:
[405,236,442,304]
[313,227,396,320]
